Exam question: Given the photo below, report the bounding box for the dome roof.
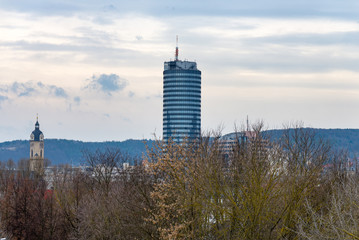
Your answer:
[31,120,44,141]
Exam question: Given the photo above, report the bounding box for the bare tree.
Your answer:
[74,149,157,240]
[0,166,66,240]
[82,148,130,194]
[146,123,334,239]
[297,175,359,239]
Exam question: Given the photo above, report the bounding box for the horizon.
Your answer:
[3,127,359,143]
[1,0,358,142]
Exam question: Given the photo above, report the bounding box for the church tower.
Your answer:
[30,116,44,173]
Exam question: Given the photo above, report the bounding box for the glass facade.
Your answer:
[163,60,201,142]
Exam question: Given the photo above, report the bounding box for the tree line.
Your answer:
[0,123,358,239]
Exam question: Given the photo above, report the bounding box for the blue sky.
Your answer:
[0,0,358,141]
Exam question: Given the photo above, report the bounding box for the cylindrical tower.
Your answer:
[163,60,201,143]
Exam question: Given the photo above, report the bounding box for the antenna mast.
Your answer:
[246,115,249,132]
[175,35,179,61]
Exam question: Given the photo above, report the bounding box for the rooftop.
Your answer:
[164,60,198,71]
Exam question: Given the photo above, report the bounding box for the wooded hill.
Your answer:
[0,139,154,165]
[0,128,358,165]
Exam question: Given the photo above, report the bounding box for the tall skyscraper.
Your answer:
[30,116,44,173]
[163,39,201,142]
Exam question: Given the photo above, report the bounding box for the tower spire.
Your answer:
[175,35,179,61]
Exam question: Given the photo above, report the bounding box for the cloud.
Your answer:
[0,81,69,100]
[128,91,135,98]
[0,1,80,16]
[11,82,36,97]
[92,16,114,25]
[86,74,128,96]
[0,86,8,93]
[1,0,358,20]
[0,95,8,102]
[245,31,359,46]
[50,85,68,98]
[74,96,81,104]
[102,4,116,12]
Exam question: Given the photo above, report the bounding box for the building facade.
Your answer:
[30,118,44,173]
[163,49,201,143]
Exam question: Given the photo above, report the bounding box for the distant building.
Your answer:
[30,117,44,173]
[163,38,201,143]
[219,131,255,155]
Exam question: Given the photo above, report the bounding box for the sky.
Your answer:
[0,0,358,142]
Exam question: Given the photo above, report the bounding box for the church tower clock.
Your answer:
[30,116,44,173]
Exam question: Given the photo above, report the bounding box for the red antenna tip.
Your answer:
[175,35,179,61]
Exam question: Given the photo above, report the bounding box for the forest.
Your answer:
[0,124,358,239]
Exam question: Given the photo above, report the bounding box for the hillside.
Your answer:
[0,139,154,165]
[1,128,359,165]
[265,128,359,156]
